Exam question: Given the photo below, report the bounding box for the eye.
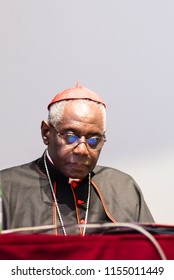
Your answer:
[87,137,100,147]
[65,134,79,144]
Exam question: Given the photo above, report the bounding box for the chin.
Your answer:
[68,173,87,180]
[67,169,89,179]
[63,163,93,179]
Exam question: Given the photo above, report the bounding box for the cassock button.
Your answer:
[77,199,84,205]
[72,181,77,188]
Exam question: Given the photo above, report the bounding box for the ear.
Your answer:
[41,121,50,145]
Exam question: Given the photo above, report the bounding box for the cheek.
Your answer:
[48,139,63,160]
[90,150,101,165]
[52,145,71,163]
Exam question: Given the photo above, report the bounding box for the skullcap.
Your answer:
[48,82,106,109]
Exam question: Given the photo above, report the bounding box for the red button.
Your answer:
[77,200,84,205]
[72,181,77,188]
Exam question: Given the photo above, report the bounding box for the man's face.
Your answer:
[42,101,105,179]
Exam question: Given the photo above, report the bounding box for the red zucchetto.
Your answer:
[47,82,106,109]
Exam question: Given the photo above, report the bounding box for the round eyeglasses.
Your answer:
[51,125,106,150]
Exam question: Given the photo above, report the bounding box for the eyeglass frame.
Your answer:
[50,124,106,150]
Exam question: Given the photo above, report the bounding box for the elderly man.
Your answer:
[0,83,154,235]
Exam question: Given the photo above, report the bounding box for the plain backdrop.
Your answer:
[1,0,174,223]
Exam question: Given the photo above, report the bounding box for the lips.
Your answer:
[65,161,91,179]
[69,161,89,166]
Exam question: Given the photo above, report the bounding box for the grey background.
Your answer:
[1,0,174,223]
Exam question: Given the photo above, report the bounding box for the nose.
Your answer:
[73,138,89,155]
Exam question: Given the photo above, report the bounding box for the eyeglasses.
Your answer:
[51,125,106,150]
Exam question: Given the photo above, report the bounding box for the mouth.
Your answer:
[69,162,89,167]
[64,161,91,179]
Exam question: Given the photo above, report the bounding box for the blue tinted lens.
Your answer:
[66,134,79,144]
[87,137,98,147]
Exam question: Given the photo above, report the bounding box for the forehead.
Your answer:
[59,101,105,132]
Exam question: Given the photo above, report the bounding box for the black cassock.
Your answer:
[0,153,154,234]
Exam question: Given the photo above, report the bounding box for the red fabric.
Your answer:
[47,83,106,109]
[0,233,174,260]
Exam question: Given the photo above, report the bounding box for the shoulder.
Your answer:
[93,165,135,181]
[0,161,38,186]
[0,160,44,194]
[1,161,34,175]
[92,165,141,193]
